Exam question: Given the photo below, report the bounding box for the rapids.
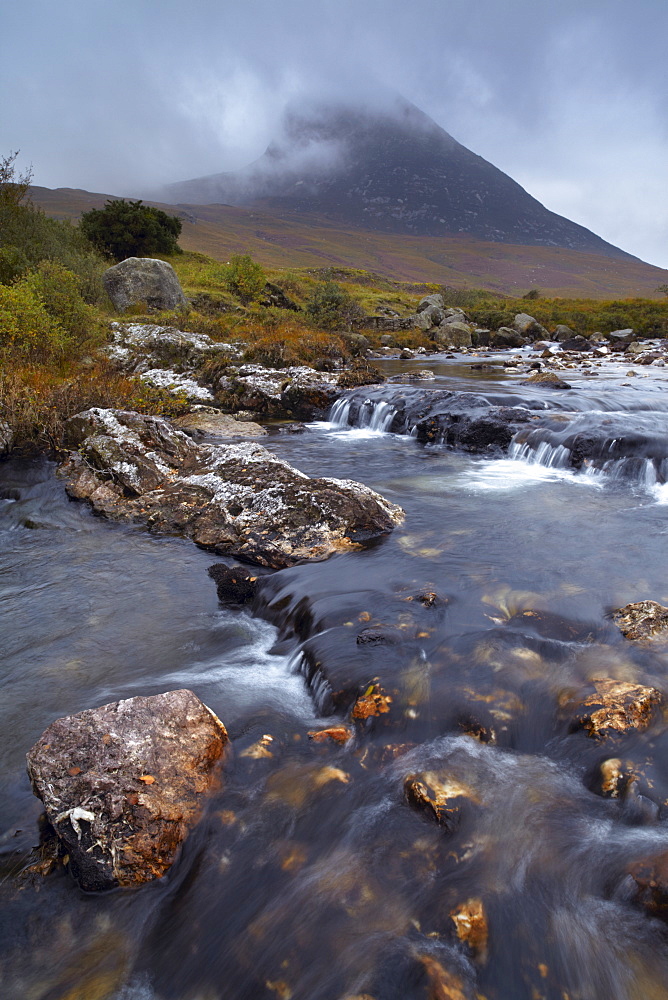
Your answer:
[3,351,668,999]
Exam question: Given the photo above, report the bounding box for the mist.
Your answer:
[2,0,667,266]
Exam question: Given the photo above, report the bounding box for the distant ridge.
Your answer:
[164,97,635,261]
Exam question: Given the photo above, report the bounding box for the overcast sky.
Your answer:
[2,0,667,268]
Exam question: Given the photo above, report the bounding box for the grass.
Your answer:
[1,232,668,457]
[30,186,668,300]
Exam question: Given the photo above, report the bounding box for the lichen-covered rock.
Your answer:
[612,600,668,640]
[571,678,663,739]
[218,364,342,419]
[173,409,267,440]
[26,689,228,890]
[103,258,188,313]
[108,322,241,375]
[60,408,403,568]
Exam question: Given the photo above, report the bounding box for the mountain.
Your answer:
[164,97,635,261]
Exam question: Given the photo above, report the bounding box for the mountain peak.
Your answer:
[164,98,634,260]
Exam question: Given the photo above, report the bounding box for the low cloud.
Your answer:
[1,0,667,266]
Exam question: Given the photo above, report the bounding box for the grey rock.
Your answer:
[107,322,241,375]
[103,258,188,313]
[60,408,404,569]
[492,327,526,348]
[26,689,228,890]
[433,321,473,347]
[513,313,547,340]
[417,294,445,313]
[172,410,267,440]
[560,336,593,352]
[553,324,576,342]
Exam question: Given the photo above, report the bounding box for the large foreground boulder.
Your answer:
[26,689,228,890]
[103,258,188,313]
[60,408,403,568]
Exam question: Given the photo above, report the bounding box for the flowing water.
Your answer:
[3,352,668,999]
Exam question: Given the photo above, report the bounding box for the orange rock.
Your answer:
[573,678,662,738]
[613,600,668,640]
[450,898,488,960]
[352,686,392,720]
[308,725,353,744]
[26,689,228,890]
[404,771,479,830]
[418,954,470,1000]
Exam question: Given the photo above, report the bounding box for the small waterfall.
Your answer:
[329,396,397,433]
[329,396,352,427]
[509,438,571,469]
[509,428,668,488]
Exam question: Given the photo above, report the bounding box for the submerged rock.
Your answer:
[26,689,228,890]
[404,770,479,831]
[103,258,188,313]
[612,600,668,640]
[520,371,572,389]
[571,678,662,739]
[60,408,403,568]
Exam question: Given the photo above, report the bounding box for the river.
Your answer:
[2,350,668,999]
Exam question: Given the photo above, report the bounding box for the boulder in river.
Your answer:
[612,600,668,640]
[60,408,403,568]
[570,678,663,739]
[513,313,548,340]
[521,371,572,389]
[103,258,188,313]
[26,689,228,890]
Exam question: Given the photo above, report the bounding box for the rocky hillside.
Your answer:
[165,97,634,260]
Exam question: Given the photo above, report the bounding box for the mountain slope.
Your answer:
[31,186,668,299]
[165,98,634,261]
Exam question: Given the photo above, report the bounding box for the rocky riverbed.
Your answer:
[4,327,668,1000]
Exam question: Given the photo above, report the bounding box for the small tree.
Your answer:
[79,199,182,261]
[0,150,32,210]
[226,254,266,303]
[657,284,668,297]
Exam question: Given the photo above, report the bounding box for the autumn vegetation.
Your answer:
[1,150,668,453]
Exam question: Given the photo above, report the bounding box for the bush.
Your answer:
[306,281,365,330]
[22,261,100,349]
[80,199,182,261]
[0,281,67,360]
[0,152,107,300]
[226,254,266,303]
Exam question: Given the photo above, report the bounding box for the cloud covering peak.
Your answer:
[2,0,667,265]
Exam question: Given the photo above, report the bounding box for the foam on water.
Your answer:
[157,614,317,721]
[462,457,587,492]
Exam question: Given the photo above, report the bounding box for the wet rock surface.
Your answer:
[570,678,663,739]
[60,408,403,568]
[26,689,228,890]
[612,600,668,640]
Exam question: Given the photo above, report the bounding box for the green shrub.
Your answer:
[306,281,365,330]
[226,254,266,303]
[0,281,67,360]
[22,261,100,349]
[80,199,182,261]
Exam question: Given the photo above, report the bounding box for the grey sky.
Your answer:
[2,0,667,267]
